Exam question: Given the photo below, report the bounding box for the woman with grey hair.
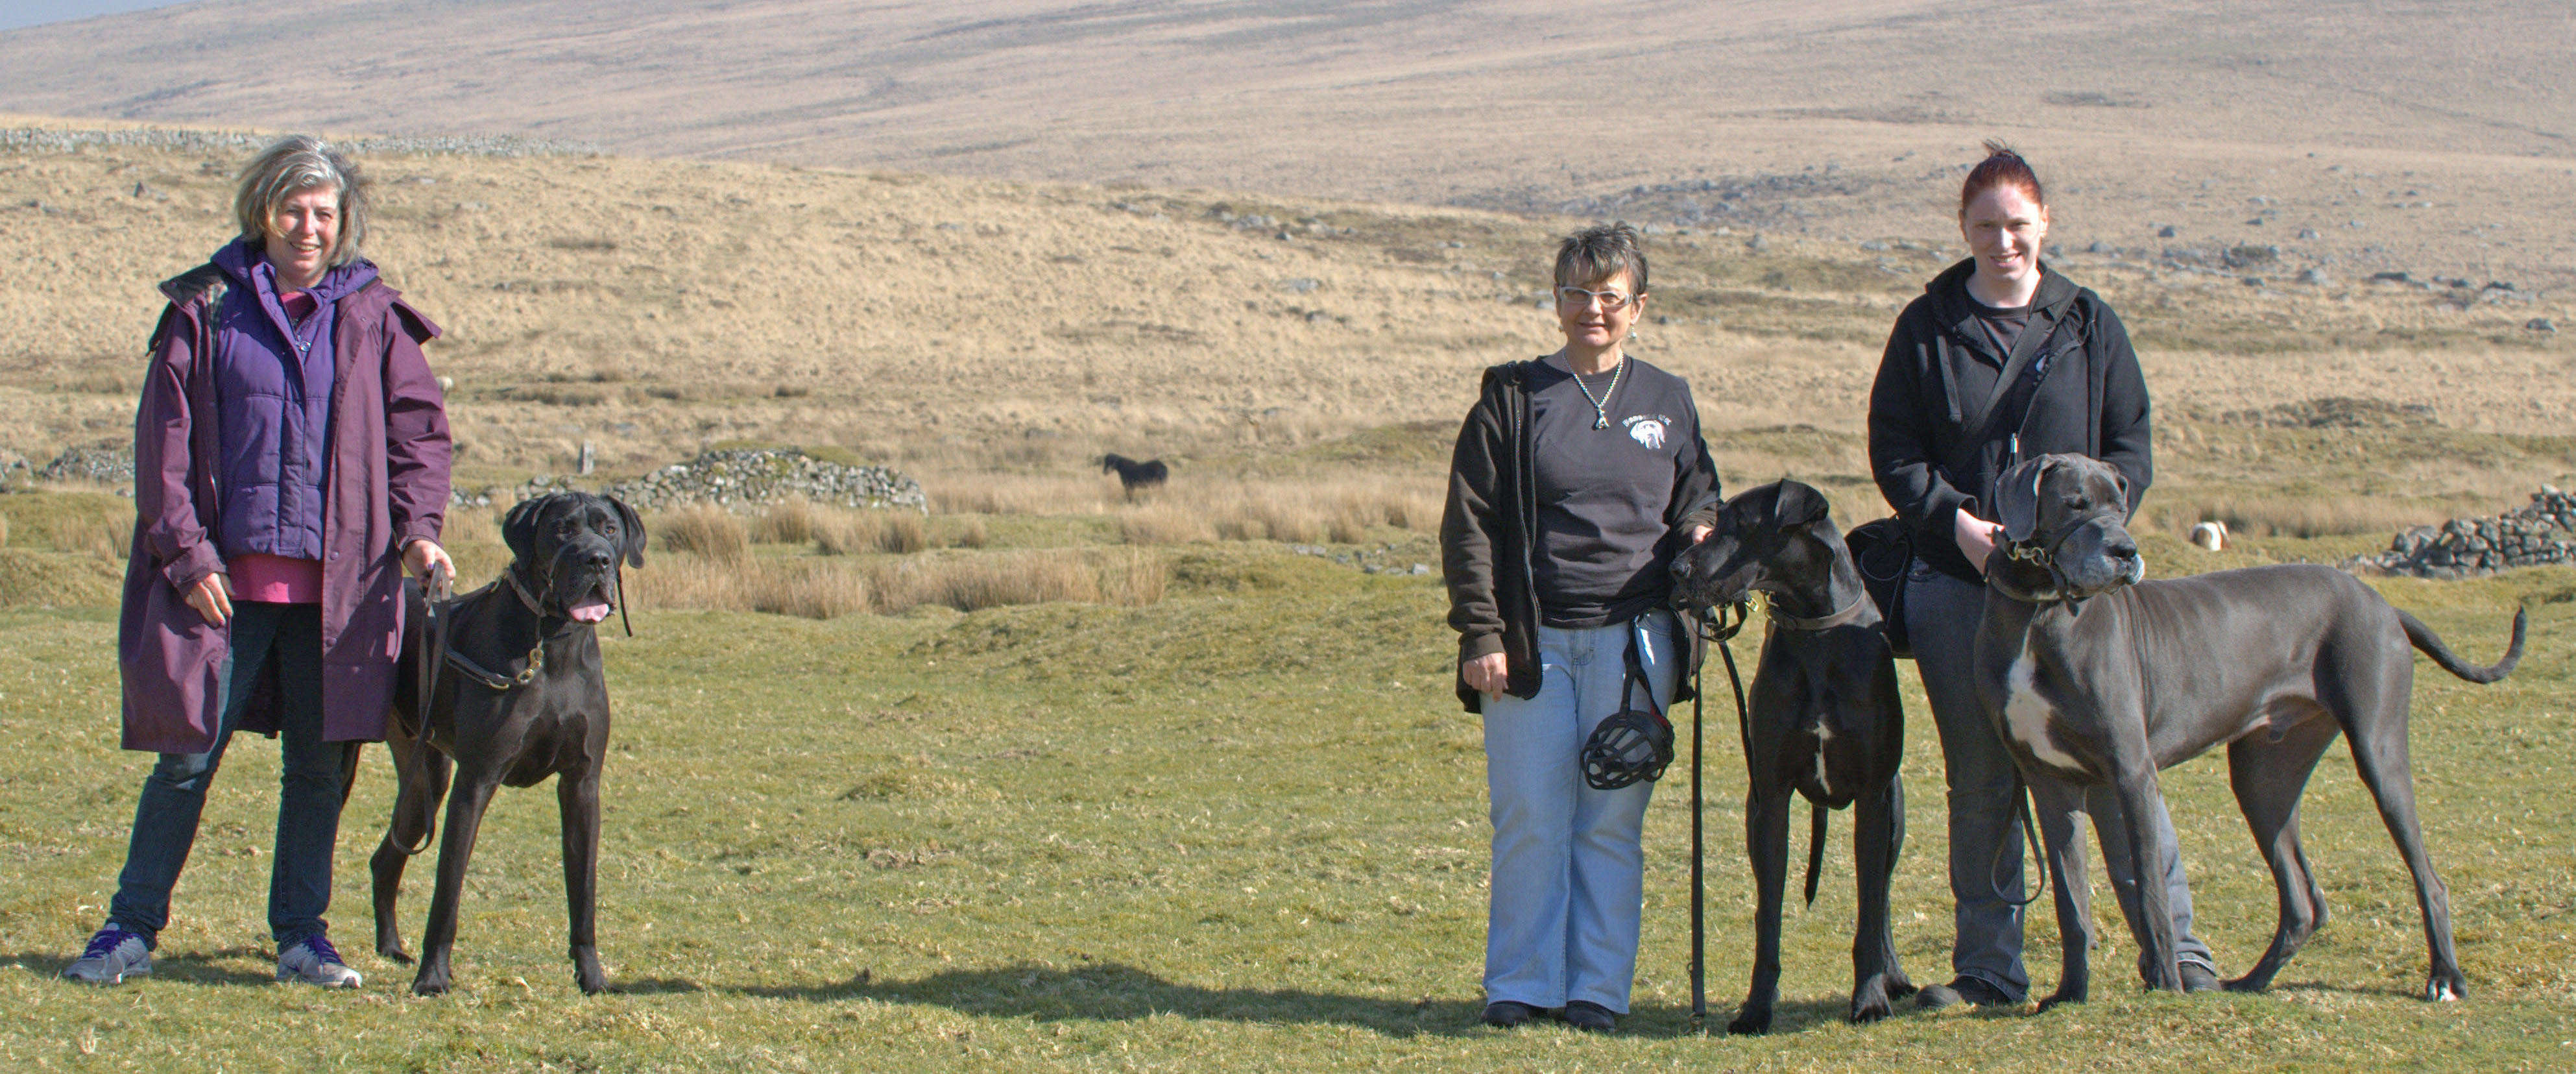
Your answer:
[1442,222,1722,1031]
[66,135,453,988]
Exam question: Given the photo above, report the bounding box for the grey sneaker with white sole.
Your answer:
[62,925,152,985]
[276,934,363,988]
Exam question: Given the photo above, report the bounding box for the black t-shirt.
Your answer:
[1969,296,2034,369]
[1526,354,1703,628]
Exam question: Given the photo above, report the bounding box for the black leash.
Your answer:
[396,563,454,857]
[1689,600,1750,1027]
[1993,779,2049,908]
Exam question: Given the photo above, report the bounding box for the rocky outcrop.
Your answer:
[2349,487,2576,578]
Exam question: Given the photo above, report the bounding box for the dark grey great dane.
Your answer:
[1673,480,1913,1032]
[372,491,645,995]
[1976,454,2522,1009]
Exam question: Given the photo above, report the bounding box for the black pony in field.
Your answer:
[1101,454,1169,498]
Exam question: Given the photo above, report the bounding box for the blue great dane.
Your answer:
[1975,454,2522,1008]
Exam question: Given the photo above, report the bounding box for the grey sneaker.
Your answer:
[63,925,151,985]
[276,934,362,988]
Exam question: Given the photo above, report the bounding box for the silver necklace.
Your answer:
[1567,356,1623,429]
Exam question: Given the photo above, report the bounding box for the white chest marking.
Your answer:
[2004,644,2084,773]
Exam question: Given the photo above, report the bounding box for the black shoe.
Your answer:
[1559,1000,1619,1032]
[2180,962,2223,994]
[1482,1001,1541,1028]
[1916,976,2018,1010]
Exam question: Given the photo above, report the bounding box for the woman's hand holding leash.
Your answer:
[1953,510,2003,576]
[403,538,455,589]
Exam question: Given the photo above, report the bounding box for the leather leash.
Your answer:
[1689,599,1750,1027]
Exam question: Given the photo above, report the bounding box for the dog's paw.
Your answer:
[1726,1008,1772,1036]
[2424,975,2465,1003]
[411,971,452,997]
[2034,989,2084,1013]
[377,942,413,964]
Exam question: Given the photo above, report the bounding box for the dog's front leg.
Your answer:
[2028,775,2093,1012]
[559,766,608,995]
[1728,782,1794,1036]
[1848,772,1910,1023]
[413,769,502,997]
[2108,758,2184,992]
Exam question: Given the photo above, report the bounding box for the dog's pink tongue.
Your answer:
[570,602,612,623]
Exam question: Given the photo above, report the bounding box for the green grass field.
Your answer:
[1,530,2571,1071]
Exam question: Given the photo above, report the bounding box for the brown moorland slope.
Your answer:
[3,127,2570,537]
[1,1,2571,289]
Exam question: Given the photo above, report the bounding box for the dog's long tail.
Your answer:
[1802,803,1827,908]
[2399,605,2525,684]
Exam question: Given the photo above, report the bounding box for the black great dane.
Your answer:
[372,491,645,995]
[1977,454,2522,1008]
[1672,480,1914,1032]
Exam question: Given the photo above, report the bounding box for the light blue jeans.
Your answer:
[1482,611,1679,1014]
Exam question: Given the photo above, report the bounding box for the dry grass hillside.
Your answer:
[3,127,2571,541]
[1,1,2571,291]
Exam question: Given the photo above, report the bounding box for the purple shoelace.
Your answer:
[82,927,141,958]
[297,934,345,965]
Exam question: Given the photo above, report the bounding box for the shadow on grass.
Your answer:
[738,962,1904,1038]
[6,947,278,987]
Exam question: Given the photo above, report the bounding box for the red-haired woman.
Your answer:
[1867,143,2216,1008]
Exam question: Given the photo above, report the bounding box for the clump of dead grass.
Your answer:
[749,498,820,545]
[630,555,870,619]
[657,506,747,564]
[813,508,930,555]
[45,511,131,561]
[631,546,1164,618]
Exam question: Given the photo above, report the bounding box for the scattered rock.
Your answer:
[2370,271,2413,284]
[2241,276,2265,287]
[37,442,136,484]
[1280,278,1320,294]
[2350,487,2576,578]
[1745,234,1769,252]
[2297,268,2330,286]
[2222,244,2279,269]
[1859,240,1888,252]
[2217,397,2435,430]
[455,448,925,513]
[2156,225,2178,238]
[2297,228,2320,240]
[2529,318,2558,334]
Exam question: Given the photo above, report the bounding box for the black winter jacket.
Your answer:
[1442,359,1722,712]
[1867,260,2152,583]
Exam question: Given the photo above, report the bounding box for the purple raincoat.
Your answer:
[117,255,451,753]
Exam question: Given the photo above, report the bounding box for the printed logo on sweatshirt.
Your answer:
[1624,414,1672,450]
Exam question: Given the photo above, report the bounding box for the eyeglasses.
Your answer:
[1556,286,1637,311]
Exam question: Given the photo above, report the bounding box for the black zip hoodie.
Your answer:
[1442,359,1721,712]
[1866,259,2152,583]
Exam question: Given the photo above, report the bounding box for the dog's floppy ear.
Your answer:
[501,494,553,563]
[1994,457,2052,544]
[1770,479,1831,530]
[608,496,647,568]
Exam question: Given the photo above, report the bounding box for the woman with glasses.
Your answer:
[1868,143,2216,1010]
[64,135,452,989]
[1441,222,1722,1032]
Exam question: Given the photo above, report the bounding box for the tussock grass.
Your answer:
[812,508,930,556]
[629,546,1165,618]
[655,506,747,565]
[630,553,871,619]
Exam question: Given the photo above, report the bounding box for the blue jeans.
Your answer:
[1481,611,1678,1013]
[1904,567,2213,999]
[106,602,344,949]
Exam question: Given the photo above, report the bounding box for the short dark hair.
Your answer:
[1554,222,1648,295]
[1960,139,2044,215]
